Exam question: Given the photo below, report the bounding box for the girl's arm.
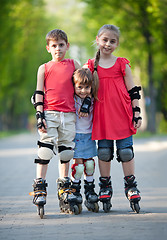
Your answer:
[124,64,142,129]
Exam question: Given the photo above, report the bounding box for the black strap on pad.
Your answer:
[37,141,54,150]
[128,86,141,101]
[31,90,44,109]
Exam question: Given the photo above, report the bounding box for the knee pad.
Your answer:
[98,147,114,162]
[71,163,84,180]
[35,141,54,164]
[84,159,95,176]
[58,146,74,163]
[117,146,134,162]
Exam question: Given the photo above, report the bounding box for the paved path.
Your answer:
[0,133,167,240]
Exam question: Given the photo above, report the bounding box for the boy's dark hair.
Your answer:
[46,29,68,45]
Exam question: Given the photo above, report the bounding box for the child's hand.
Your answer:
[38,119,47,133]
[78,108,89,118]
[36,111,47,133]
[133,115,142,129]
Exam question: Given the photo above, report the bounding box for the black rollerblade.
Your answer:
[71,180,83,214]
[84,180,99,212]
[57,177,82,215]
[30,178,48,219]
[124,175,141,213]
[99,177,112,213]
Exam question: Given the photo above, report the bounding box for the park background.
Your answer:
[0,0,167,135]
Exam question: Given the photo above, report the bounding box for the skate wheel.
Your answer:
[73,205,79,215]
[78,204,82,214]
[84,200,92,212]
[131,202,140,213]
[103,202,111,213]
[93,202,99,213]
[38,206,44,219]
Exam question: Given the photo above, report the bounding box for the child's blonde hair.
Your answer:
[46,29,68,45]
[73,68,98,99]
[93,24,120,96]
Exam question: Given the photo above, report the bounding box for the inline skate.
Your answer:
[124,175,141,213]
[84,180,99,212]
[57,177,82,215]
[29,178,48,219]
[99,177,112,213]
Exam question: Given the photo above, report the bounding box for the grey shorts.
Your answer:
[39,111,76,149]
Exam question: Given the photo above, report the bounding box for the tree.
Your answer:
[0,0,49,130]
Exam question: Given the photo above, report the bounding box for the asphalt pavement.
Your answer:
[0,132,167,240]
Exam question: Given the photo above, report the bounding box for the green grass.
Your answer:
[0,129,30,139]
[134,130,167,139]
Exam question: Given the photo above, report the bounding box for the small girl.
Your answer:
[70,68,99,213]
[84,24,142,213]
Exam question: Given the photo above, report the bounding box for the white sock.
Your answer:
[85,175,94,182]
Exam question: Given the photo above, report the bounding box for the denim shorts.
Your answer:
[74,133,97,159]
[98,136,133,150]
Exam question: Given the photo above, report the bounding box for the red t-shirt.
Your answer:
[86,57,136,140]
[44,59,75,112]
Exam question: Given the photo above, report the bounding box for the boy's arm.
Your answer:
[35,64,47,132]
[124,64,142,129]
[74,60,81,70]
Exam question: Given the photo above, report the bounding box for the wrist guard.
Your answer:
[133,116,142,124]
[133,106,142,124]
[36,111,45,129]
[80,97,91,114]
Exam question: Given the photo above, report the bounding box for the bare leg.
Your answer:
[98,159,111,177]
[36,164,48,179]
[59,161,70,178]
[122,158,135,176]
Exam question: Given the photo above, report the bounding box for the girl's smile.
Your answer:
[74,83,91,99]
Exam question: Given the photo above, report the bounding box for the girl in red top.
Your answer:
[84,24,142,213]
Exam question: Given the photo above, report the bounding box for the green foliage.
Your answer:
[0,0,50,129]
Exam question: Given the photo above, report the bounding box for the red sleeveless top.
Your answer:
[44,59,75,112]
[86,57,136,140]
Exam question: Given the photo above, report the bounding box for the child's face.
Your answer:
[46,39,69,62]
[74,82,91,99]
[96,30,118,55]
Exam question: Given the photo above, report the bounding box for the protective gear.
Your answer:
[117,146,134,162]
[32,178,48,206]
[31,90,44,109]
[128,86,141,101]
[84,159,95,176]
[133,106,142,124]
[133,106,141,114]
[58,146,74,163]
[71,163,84,180]
[80,96,91,114]
[36,111,46,129]
[34,141,54,164]
[133,116,142,124]
[98,147,114,162]
[124,175,141,213]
